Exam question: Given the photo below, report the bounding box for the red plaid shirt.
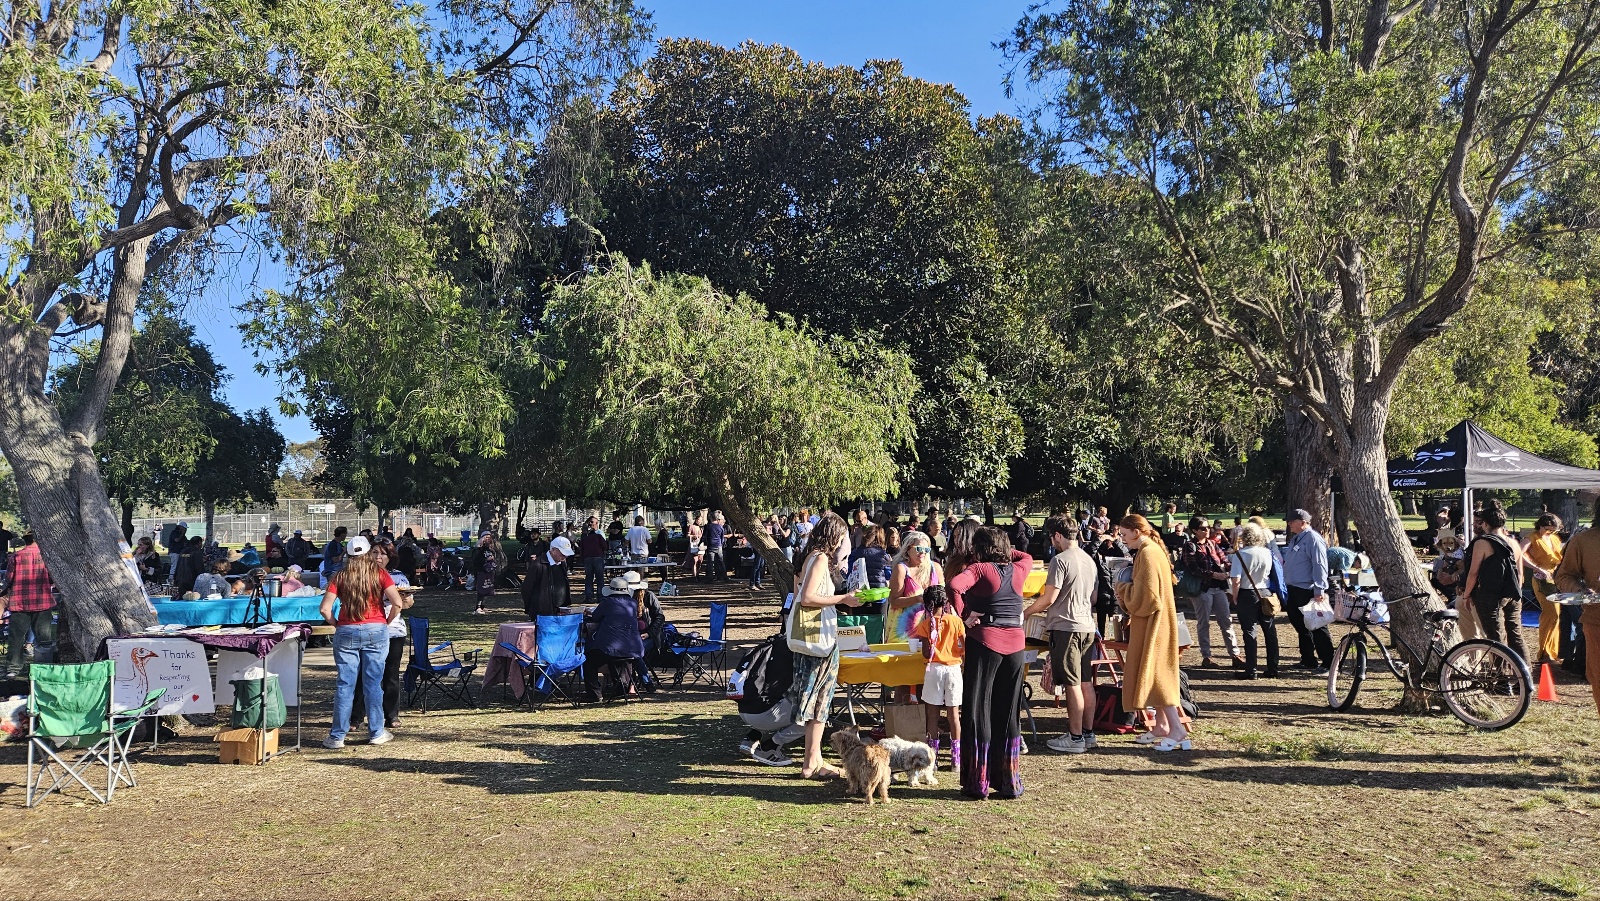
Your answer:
[5,544,56,612]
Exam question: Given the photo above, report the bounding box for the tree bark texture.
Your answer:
[1284,398,1334,533]
[0,387,154,658]
[1335,419,1456,713]
[715,473,792,596]
[203,498,216,545]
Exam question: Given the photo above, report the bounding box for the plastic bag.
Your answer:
[1302,596,1337,631]
[843,557,868,594]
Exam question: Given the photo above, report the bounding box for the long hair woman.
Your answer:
[787,510,862,777]
[1118,514,1188,751]
[947,526,1034,799]
[1522,513,1565,664]
[319,536,403,749]
[943,518,983,582]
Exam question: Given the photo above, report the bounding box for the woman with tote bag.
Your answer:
[786,511,862,779]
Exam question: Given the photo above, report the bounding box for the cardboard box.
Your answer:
[215,727,279,765]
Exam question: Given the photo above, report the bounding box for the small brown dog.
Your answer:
[829,727,891,804]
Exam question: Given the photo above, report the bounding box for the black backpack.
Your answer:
[734,632,794,717]
[1470,535,1521,602]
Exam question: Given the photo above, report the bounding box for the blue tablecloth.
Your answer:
[151,595,328,627]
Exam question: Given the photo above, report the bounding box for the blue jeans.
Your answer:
[583,556,606,601]
[331,623,388,741]
[750,553,765,587]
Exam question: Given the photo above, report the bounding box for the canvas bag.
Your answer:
[786,553,838,657]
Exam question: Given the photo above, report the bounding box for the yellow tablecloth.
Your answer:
[837,642,926,688]
[1023,568,1047,598]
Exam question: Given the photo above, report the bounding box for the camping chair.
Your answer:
[672,602,728,689]
[403,617,482,713]
[532,615,587,705]
[493,641,568,712]
[27,661,165,807]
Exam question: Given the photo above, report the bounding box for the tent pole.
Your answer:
[1463,487,1473,544]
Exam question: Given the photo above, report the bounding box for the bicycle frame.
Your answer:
[1337,592,1446,694]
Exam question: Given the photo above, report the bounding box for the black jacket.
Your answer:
[522,554,571,618]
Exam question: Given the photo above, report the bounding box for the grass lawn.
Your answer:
[1,578,1597,900]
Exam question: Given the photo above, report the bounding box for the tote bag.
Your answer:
[786,553,838,657]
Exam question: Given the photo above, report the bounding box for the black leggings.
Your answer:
[959,640,1025,800]
[355,636,405,729]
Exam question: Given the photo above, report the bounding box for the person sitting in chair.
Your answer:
[584,577,647,701]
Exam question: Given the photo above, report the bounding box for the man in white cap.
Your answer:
[522,534,574,618]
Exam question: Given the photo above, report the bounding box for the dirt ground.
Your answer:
[2,576,1597,901]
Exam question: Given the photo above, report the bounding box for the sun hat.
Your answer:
[603,576,633,596]
[347,535,371,557]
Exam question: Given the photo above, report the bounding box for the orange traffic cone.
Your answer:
[1536,663,1560,702]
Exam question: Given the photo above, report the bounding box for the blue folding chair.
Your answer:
[672,602,727,688]
[533,615,587,706]
[403,616,481,713]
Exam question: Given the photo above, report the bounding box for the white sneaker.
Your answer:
[1046,734,1087,754]
[369,730,394,745]
[1084,733,1098,750]
[738,738,755,756]
[321,737,346,750]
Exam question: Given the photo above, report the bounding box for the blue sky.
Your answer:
[217,0,1030,444]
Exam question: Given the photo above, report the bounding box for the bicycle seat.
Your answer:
[1426,608,1460,623]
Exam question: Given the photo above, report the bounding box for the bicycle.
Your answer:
[1326,590,1532,730]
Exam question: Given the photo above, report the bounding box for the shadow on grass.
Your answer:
[307,711,864,805]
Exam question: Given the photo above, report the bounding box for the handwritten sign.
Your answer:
[108,638,213,715]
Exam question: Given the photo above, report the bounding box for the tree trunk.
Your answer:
[715,473,792,595]
[1333,490,1353,549]
[1337,420,1456,714]
[0,389,154,659]
[496,500,509,539]
[1400,491,1418,516]
[515,495,528,532]
[121,499,135,543]
[1285,398,1334,530]
[982,495,995,525]
[204,498,216,545]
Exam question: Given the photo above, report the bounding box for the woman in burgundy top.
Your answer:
[947,526,1033,800]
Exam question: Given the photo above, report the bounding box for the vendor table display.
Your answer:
[480,622,540,700]
[150,595,328,627]
[836,641,927,725]
[105,624,308,759]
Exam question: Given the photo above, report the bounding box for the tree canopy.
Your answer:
[537,255,917,580]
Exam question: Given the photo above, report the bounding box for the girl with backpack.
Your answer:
[1462,500,1529,663]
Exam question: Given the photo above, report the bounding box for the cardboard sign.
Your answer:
[213,639,303,706]
[836,624,869,652]
[108,638,213,715]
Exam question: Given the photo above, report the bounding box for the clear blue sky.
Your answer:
[218,0,1029,444]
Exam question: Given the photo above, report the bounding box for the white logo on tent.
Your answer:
[1414,450,1456,463]
[1477,450,1521,463]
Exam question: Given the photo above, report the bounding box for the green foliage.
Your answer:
[53,313,223,503]
[1391,273,1600,467]
[192,408,286,511]
[537,256,917,509]
[1005,0,1600,455]
[52,313,287,509]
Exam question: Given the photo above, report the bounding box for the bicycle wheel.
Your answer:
[1327,633,1366,711]
[1439,639,1532,731]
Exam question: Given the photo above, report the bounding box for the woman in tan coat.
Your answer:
[1118,514,1189,751]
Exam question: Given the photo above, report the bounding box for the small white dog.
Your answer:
[876,736,938,787]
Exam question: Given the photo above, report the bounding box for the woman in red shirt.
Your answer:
[947,526,1033,800]
[319,536,402,749]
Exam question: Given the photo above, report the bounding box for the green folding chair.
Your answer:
[26,661,165,807]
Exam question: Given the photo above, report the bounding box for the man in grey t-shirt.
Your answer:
[1025,515,1100,755]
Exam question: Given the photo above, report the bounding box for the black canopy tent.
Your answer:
[1387,420,1600,541]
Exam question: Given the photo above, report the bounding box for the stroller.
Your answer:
[730,632,802,755]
